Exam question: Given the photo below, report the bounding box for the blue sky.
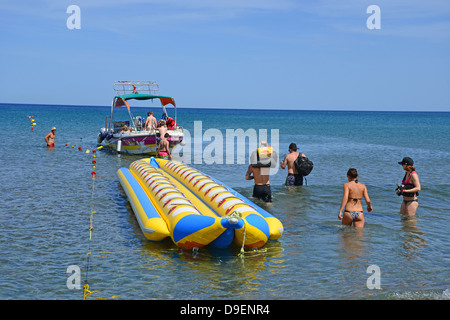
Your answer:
[1,0,449,111]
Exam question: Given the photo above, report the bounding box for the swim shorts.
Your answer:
[158,151,169,159]
[253,184,272,202]
[285,173,303,186]
[47,144,55,147]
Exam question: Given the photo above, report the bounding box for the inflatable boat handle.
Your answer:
[220,217,244,229]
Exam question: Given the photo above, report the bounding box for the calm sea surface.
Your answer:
[0,103,449,300]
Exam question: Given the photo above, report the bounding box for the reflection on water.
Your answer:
[137,238,286,300]
[335,227,371,297]
[338,227,367,263]
[400,215,428,256]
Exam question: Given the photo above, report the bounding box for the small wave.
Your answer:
[386,288,450,300]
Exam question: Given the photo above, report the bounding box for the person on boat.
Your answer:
[156,120,167,143]
[280,143,305,186]
[246,144,272,203]
[397,157,421,216]
[157,133,172,160]
[144,111,157,130]
[338,168,372,227]
[44,127,56,147]
[166,116,176,130]
[120,125,131,132]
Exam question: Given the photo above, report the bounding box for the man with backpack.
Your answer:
[280,143,313,186]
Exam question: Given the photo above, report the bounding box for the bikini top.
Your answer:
[402,171,419,197]
[348,180,362,204]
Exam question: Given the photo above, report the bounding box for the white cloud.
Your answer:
[1,0,449,40]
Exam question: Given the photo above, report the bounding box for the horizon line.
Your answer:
[0,102,448,113]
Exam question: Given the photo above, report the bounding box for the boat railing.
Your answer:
[112,117,153,133]
[113,120,130,133]
[113,80,159,95]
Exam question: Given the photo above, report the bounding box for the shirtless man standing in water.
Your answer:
[280,143,306,186]
[245,164,272,203]
[338,168,373,227]
[44,127,56,147]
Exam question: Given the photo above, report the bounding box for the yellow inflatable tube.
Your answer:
[156,159,282,248]
[129,160,242,249]
[117,167,170,241]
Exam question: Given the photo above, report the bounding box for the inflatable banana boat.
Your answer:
[117,158,283,249]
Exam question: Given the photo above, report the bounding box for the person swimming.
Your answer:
[338,168,372,227]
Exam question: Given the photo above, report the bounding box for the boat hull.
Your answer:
[100,130,183,155]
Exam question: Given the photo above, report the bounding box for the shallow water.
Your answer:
[0,104,449,300]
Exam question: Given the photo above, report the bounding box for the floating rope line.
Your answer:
[83,148,98,300]
[27,115,36,132]
[65,137,85,148]
[82,146,117,300]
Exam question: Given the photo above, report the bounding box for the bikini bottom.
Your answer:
[344,211,362,221]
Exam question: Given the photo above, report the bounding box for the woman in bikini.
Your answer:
[398,157,421,216]
[339,168,373,227]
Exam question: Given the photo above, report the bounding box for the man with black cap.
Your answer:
[397,157,421,216]
[280,143,306,186]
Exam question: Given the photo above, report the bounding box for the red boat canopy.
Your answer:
[114,94,176,108]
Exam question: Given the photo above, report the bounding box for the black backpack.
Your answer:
[294,154,313,176]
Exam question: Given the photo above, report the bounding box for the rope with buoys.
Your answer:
[81,145,118,300]
[83,146,99,299]
[27,115,36,132]
[65,137,86,149]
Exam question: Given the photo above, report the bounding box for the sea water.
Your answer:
[0,103,449,300]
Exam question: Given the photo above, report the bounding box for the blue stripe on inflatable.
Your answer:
[172,215,216,243]
[149,157,160,168]
[118,168,160,220]
[245,213,270,239]
[208,228,234,248]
